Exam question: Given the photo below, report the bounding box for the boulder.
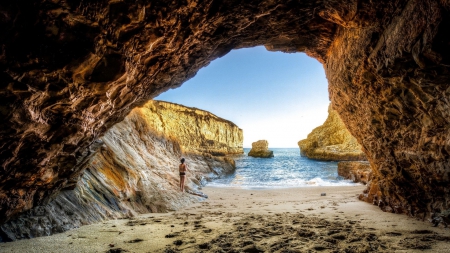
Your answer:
[248,140,274,158]
[338,161,372,185]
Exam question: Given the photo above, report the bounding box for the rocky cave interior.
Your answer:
[1,0,450,241]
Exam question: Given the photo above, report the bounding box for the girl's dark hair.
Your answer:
[180,158,185,163]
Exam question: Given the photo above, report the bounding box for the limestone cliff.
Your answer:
[141,101,243,156]
[0,100,241,241]
[298,105,366,161]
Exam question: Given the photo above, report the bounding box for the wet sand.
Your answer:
[1,185,449,252]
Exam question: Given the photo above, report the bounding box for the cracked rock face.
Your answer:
[1,0,450,222]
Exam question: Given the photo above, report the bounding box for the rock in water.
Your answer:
[338,161,372,185]
[298,105,366,161]
[248,140,274,158]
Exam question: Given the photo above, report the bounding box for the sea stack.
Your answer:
[248,140,274,158]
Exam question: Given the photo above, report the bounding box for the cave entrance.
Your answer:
[156,46,357,188]
[156,46,329,149]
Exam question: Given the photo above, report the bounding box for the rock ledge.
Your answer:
[338,161,372,185]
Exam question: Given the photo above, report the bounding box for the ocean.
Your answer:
[207,148,359,188]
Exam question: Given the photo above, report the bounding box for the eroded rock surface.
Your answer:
[248,140,274,158]
[0,100,240,241]
[298,105,367,161]
[1,0,450,222]
[141,101,243,156]
[338,161,372,185]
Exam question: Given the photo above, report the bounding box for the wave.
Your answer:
[207,148,360,189]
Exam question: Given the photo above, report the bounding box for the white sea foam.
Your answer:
[304,177,357,187]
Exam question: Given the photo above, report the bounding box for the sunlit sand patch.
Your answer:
[1,186,449,253]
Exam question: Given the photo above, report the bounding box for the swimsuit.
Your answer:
[179,163,186,176]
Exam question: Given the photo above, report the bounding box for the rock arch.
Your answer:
[0,0,449,222]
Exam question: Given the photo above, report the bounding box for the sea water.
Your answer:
[208,148,359,188]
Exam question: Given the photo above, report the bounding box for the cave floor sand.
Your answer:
[1,185,449,253]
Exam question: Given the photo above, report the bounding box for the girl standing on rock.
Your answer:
[179,157,189,192]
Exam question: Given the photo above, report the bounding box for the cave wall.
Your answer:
[1,0,450,222]
[0,100,239,241]
[325,0,450,216]
[298,104,367,161]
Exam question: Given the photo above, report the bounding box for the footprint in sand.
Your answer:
[125,238,143,243]
[173,239,183,246]
[106,248,128,253]
[165,232,180,238]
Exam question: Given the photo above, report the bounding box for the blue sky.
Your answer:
[156,46,330,148]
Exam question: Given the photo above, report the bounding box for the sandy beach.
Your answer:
[1,185,449,253]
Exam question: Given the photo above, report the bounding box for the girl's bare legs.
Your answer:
[180,176,186,192]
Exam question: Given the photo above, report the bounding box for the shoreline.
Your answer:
[203,183,362,190]
[1,186,449,252]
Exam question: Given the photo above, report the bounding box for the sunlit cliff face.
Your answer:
[298,105,367,161]
[1,0,450,222]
